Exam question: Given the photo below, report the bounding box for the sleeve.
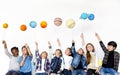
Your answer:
[99,41,108,53]
[71,43,77,56]
[48,46,54,61]
[35,50,40,60]
[18,56,22,64]
[4,48,12,58]
[60,57,65,71]
[95,54,99,67]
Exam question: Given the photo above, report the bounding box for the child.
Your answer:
[2,40,19,75]
[57,39,73,75]
[95,33,119,75]
[81,33,99,75]
[35,42,50,75]
[71,40,87,75]
[18,44,33,75]
[48,40,63,75]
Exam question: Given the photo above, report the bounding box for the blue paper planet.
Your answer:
[80,13,88,20]
[29,21,37,28]
[88,14,95,20]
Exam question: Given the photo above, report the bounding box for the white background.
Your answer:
[0,0,120,74]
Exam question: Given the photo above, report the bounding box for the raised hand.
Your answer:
[2,40,7,48]
[95,32,101,41]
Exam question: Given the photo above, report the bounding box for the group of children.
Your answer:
[2,33,120,75]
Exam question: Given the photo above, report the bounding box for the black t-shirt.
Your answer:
[102,51,114,68]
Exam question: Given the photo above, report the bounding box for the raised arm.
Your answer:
[35,42,40,59]
[57,38,61,47]
[48,41,53,60]
[71,40,77,56]
[25,43,33,57]
[95,33,107,52]
[81,33,85,47]
[2,40,12,58]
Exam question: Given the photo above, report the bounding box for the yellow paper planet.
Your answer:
[40,21,47,28]
[3,23,8,29]
[20,25,27,31]
[98,59,102,67]
[54,17,62,26]
[66,19,75,29]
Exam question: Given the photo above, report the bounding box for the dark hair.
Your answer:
[108,41,117,49]
[86,43,95,65]
[11,47,19,52]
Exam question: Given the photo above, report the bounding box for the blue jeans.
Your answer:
[36,73,47,75]
[72,69,86,75]
[19,72,31,75]
[100,67,118,75]
[63,69,72,75]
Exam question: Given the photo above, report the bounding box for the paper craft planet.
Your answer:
[80,13,88,20]
[88,14,95,20]
[40,21,47,28]
[20,25,27,31]
[3,23,8,29]
[66,19,75,29]
[29,21,37,28]
[54,17,62,26]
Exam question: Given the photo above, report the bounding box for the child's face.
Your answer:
[22,47,28,55]
[55,50,61,57]
[107,45,115,51]
[77,49,84,55]
[12,49,19,57]
[65,48,71,56]
[41,52,47,59]
[86,44,94,52]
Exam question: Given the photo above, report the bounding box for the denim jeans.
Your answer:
[63,69,72,75]
[19,72,31,75]
[100,67,118,75]
[72,69,86,75]
[36,73,47,75]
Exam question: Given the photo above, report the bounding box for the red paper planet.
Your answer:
[54,17,62,26]
[20,25,27,31]
[3,23,8,29]
[40,21,47,28]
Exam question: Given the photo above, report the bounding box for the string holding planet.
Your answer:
[66,19,76,29]
[2,23,9,40]
[20,24,27,31]
[54,17,62,26]
[29,21,37,28]
[40,21,47,28]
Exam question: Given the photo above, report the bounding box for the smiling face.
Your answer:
[77,48,84,55]
[22,46,28,55]
[11,49,19,57]
[86,43,95,52]
[41,51,48,59]
[65,48,72,56]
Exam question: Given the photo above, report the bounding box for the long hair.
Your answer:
[86,43,95,65]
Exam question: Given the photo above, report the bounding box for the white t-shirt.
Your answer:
[36,59,46,73]
[5,48,19,71]
[63,54,73,70]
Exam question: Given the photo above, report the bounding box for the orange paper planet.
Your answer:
[40,21,47,28]
[20,25,27,31]
[3,23,8,29]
